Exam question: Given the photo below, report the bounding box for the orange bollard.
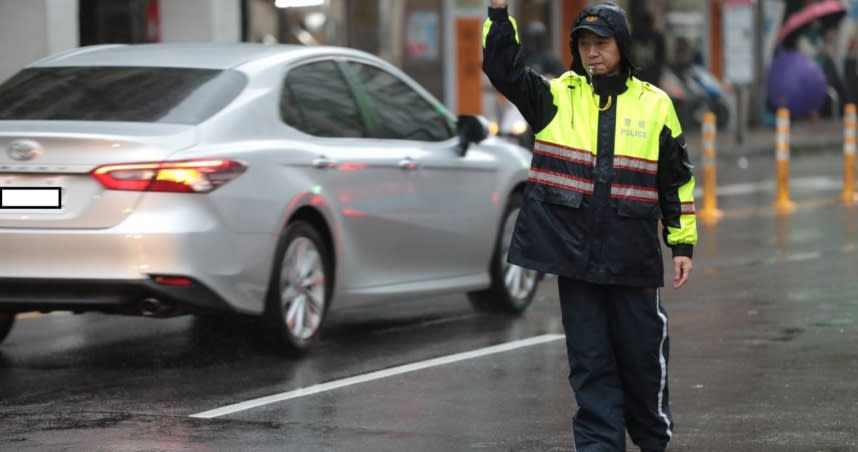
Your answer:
[698,112,723,225]
[772,108,796,214]
[842,103,857,204]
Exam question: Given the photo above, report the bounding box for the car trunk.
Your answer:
[0,121,197,229]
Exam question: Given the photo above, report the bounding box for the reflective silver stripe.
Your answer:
[614,155,658,174]
[528,169,594,194]
[655,289,673,439]
[681,202,696,214]
[533,141,596,166]
[610,184,658,202]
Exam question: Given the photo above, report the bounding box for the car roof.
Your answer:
[26,42,375,71]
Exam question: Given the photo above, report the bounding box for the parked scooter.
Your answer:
[659,64,730,131]
[688,65,730,130]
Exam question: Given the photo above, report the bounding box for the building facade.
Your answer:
[0,0,593,117]
[0,0,721,119]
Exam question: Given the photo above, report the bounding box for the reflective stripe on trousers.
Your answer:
[557,277,673,451]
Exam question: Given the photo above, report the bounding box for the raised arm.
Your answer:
[482,2,557,134]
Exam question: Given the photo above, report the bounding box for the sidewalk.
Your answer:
[684,117,846,157]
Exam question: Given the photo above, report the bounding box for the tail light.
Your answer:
[92,159,246,193]
[152,275,194,286]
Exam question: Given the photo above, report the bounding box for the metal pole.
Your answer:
[752,0,765,127]
[736,86,745,145]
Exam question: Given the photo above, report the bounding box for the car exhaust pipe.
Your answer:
[140,298,163,316]
[139,298,180,317]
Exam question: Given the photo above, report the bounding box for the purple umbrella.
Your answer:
[766,49,827,117]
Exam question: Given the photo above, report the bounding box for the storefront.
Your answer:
[0,0,590,118]
[243,0,447,102]
[79,0,161,46]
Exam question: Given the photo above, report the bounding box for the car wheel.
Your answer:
[468,192,541,314]
[0,312,15,344]
[263,221,332,356]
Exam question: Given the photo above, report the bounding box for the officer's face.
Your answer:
[577,30,622,76]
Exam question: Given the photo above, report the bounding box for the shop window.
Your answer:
[245,0,346,45]
[79,0,160,45]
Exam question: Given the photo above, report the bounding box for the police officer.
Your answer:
[483,2,697,451]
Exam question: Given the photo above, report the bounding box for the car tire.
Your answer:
[0,312,15,345]
[262,220,333,356]
[468,192,541,314]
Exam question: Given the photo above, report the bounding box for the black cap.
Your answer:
[571,14,614,37]
[569,2,638,76]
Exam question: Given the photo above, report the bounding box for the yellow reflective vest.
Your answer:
[535,73,698,247]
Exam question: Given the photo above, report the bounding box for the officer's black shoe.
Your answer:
[641,449,665,452]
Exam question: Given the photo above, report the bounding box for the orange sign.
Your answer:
[456,17,482,115]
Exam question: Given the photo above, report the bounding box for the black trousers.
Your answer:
[557,277,673,452]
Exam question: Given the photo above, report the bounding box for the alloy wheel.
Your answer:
[279,236,326,340]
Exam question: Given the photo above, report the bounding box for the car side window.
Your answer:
[346,62,454,142]
[281,61,365,138]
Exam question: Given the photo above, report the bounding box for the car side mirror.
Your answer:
[456,115,489,156]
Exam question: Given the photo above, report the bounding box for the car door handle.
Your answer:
[398,158,418,170]
[312,156,336,169]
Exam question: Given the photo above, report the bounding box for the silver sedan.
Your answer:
[0,43,540,354]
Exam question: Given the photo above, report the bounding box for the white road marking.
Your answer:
[190,333,565,419]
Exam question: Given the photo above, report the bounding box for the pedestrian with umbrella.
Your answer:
[772,0,847,118]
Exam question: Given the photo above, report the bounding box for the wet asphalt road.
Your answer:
[1,149,857,452]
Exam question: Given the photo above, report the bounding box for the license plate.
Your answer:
[0,187,61,209]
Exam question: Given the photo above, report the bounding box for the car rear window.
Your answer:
[0,66,246,124]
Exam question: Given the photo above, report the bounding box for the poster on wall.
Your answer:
[406,10,439,61]
[723,0,755,84]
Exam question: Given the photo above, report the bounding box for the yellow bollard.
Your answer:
[698,112,723,225]
[772,108,796,214]
[842,103,857,204]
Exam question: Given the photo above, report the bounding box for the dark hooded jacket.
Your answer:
[482,4,695,287]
